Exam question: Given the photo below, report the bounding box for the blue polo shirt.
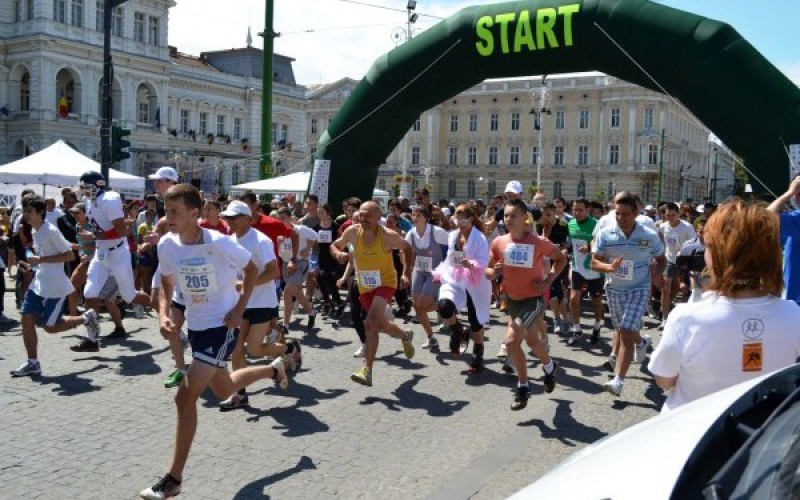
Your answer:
[780,210,800,304]
[594,222,664,292]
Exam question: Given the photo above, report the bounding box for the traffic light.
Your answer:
[111,125,131,162]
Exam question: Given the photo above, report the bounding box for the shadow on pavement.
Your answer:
[360,374,469,417]
[232,455,316,500]
[76,346,169,377]
[244,405,330,437]
[34,363,109,396]
[518,398,608,447]
[378,350,427,370]
[298,328,351,350]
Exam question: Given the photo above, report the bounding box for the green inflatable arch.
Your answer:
[315,0,800,209]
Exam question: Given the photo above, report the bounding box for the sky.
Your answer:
[168,0,800,86]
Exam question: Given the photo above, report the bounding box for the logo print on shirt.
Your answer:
[741,318,764,340]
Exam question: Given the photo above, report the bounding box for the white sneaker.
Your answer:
[497,343,509,358]
[553,321,563,335]
[353,344,365,357]
[421,336,438,349]
[603,378,624,397]
[271,357,289,390]
[633,335,652,364]
[134,304,145,319]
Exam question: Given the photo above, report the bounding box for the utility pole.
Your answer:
[101,0,122,186]
[259,0,277,180]
[657,128,665,201]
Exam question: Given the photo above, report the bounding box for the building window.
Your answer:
[487,181,496,197]
[488,146,498,165]
[531,146,539,165]
[411,146,420,165]
[216,115,225,136]
[412,117,421,132]
[648,144,659,165]
[280,124,288,142]
[148,16,160,46]
[310,118,318,135]
[553,180,562,199]
[71,0,83,27]
[510,112,520,131]
[553,146,564,166]
[95,1,103,31]
[310,147,317,158]
[53,0,66,23]
[111,7,123,36]
[469,113,477,132]
[577,177,586,198]
[577,145,589,166]
[411,179,419,193]
[509,146,520,165]
[180,110,190,134]
[448,179,457,198]
[20,72,30,111]
[468,147,477,166]
[610,108,620,128]
[489,113,498,132]
[609,144,620,165]
[199,112,208,135]
[134,12,145,42]
[448,147,458,166]
[555,110,565,130]
[578,109,589,129]
[271,122,278,144]
[449,114,458,133]
[643,178,652,201]
[136,85,152,124]
[15,0,34,21]
[608,181,616,199]
[644,107,654,129]
[233,117,242,139]
[467,180,476,199]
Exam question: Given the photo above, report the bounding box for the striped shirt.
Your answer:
[594,222,664,292]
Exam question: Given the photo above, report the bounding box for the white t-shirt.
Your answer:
[660,220,696,264]
[404,224,449,249]
[593,210,658,237]
[45,207,64,225]
[85,191,125,249]
[30,221,75,298]
[158,229,251,331]
[278,224,318,261]
[649,293,800,413]
[235,228,278,309]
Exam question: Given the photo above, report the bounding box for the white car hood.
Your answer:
[510,375,770,500]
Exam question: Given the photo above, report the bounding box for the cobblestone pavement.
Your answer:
[0,277,664,499]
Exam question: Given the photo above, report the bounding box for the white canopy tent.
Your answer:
[0,140,145,199]
[232,171,390,198]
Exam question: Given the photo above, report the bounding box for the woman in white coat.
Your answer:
[433,204,493,373]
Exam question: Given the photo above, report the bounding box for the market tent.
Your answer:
[232,171,389,197]
[0,140,145,197]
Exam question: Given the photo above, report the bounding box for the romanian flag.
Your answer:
[58,95,69,118]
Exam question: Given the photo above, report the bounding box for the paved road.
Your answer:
[0,277,664,499]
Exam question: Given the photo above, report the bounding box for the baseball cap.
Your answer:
[220,200,252,218]
[148,166,179,182]
[69,202,86,213]
[504,180,523,195]
[644,205,655,211]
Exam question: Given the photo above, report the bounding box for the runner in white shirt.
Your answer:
[74,171,150,352]
[140,184,288,500]
[218,201,302,411]
[9,196,101,378]
[275,206,318,332]
[658,202,696,326]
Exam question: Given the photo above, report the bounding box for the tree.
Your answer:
[592,185,606,203]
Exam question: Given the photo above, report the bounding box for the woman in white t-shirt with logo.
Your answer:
[649,200,800,412]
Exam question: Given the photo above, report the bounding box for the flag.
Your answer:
[58,95,69,118]
[155,108,161,130]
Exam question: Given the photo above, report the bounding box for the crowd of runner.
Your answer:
[2,167,799,500]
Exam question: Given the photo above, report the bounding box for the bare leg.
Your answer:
[21,314,38,359]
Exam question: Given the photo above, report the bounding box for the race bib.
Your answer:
[415,256,433,273]
[612,259,634,281]
[317,230,332,244]
[666,236,679,251]
[279,239,293,261]
[96,248,106,262]
[504,243,534,268]
[449,250,464,266]
[359,270,381,289]
[179,259,219,302]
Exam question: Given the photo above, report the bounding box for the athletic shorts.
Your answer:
[571,271,604,298]
[137,254,156,268]
[282,259,309,287]
[664,262,679,279]
[507,296,546,329]
[549,278,565,302]
[243,307,279,325]
[607,288,648,332]
[22,289,66,327]
[98,276,119,302]
[170,300,186,312]
[188,326,239,368]
[411,271,439,298]
[358,286,395,311]
[85,239,137,303]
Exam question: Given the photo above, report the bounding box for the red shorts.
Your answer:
[359,286,395,311]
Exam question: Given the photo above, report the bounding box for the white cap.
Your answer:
[645,205,655,211]
[441,207,451,217]
[504,180,523,195]
[148,166,179,182]
[220,200,252,218]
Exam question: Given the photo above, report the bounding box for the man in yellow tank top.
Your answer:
[331,201,415,386]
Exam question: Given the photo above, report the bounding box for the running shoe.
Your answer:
[467,356,483,374]
[219,392,249,412]
[565,332,582,346]
[603,378,624,397]
[511,385,530,411]
[272,357,289,390]
[307,314,317,329]
[70,338,99,352]
[289,339,302,372]
[421,336,438,349]
[633,335,652,364]
[353,344,365,357]
[543,361,559,393]
[502,357,515,374]
[459,329,470,355]
[10,360,41,377]
[350,365,372,386]
[134,304,145,319]
[497,343,509,359]
[590,321,602,344]
[140,474,182,500]
[553,321,563,335]
[0,314,15,323]
[106,326,128,339]
[164,369,185,388]
[401,329,415,359]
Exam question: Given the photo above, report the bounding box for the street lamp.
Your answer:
[391,0,420,44]
[530,76,551,190]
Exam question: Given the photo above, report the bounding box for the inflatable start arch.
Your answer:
[315,0,800,209]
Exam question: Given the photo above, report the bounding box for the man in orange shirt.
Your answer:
[486,199,567,410]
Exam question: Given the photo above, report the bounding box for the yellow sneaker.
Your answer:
[402,329,415,359]
[350,366,372,386]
